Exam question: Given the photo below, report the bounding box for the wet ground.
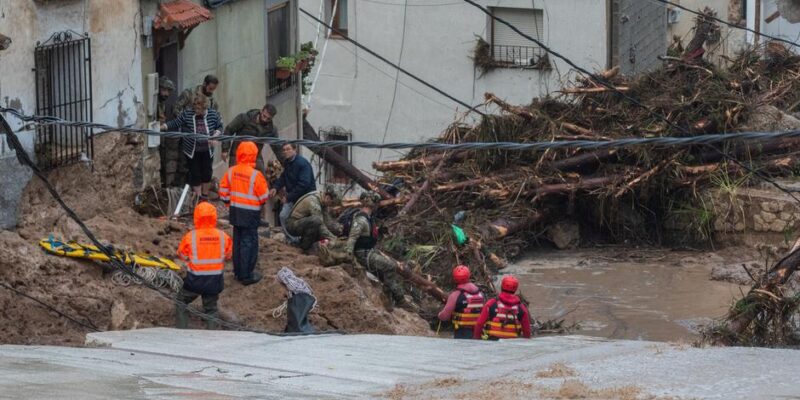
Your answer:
[504,247,752,342]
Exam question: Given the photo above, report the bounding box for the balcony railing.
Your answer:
[267,67,296,97]
[491,45,547,68]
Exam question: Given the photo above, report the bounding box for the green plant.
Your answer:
[276,56,296,70]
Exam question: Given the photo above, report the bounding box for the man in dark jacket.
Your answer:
[221,104,280,174]
[173,74,219,115]
[270,143,316,241]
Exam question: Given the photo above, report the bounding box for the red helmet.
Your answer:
[501,275,519,293]
[452,265,470,284]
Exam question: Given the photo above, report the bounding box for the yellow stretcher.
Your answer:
[38,236,180,271]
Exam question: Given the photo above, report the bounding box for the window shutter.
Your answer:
[492,8,544,48]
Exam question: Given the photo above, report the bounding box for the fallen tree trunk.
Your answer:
[550,150,618,171]
[373,152,467,172]
[561,86,629,94]
[387,254,448,303]
[303,119,391,198]
[433,172,519,192]
[478,213,544,241]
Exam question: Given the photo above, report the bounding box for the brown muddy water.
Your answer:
[505,247,751,342]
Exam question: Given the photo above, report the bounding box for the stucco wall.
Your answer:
[0,0,143,229]
[299,0,608,177]
[760,0,800,45]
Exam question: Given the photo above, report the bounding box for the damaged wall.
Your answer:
[0,0,145,229]
[666,0,748,66]
[298,0,608,178]
[760,0,800,46]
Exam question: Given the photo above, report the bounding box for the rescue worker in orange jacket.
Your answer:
[176,201,233,329]
[438,265,485,339]
[219,141,269,285]
[473,275,532,340]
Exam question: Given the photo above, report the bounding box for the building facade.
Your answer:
[298,0,667,181]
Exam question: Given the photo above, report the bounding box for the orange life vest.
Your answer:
[484,299,523,339]
[452,289,485,329]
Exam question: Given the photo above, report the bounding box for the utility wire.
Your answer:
[650,0,800,49]
[0,281,100,332]
[461,0,800,205]
[0,117,343,337]
[7,107,800,151]
[379,0,409,161]
[298,6,485,116]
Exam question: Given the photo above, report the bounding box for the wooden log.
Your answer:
[484,92,535,119]
[433,172,519,192]
[399,155,447,215]
[561,86,629,94]
[478,213,544,241]
[560,122,594,136]
[303,119,391,198]
[385,253,448,303]
[549,150,617,171]
[693,138,800,164]
[337,195,407,210]
[373,151,466,172]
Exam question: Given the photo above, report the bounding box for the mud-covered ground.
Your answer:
[0,134,429,345]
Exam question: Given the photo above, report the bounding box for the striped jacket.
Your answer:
[165,108,224,158]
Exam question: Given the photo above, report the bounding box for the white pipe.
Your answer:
[173,184,190,218]
[304,0,339,108]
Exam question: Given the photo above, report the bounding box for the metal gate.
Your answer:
[34,31,93,170]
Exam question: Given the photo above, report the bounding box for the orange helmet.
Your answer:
[501,275,519,293]
[452,265,470,284]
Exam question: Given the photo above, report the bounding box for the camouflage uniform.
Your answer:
[345,193,406,304]
[173,84,219,116]
[285,191,338,250]
[221,109,280,174]
[157,76,175,123]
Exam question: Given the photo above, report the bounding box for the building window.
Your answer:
[267,2,294,97]
[490,7,546,68]
[322,127,351,184]
[328,0,348,37]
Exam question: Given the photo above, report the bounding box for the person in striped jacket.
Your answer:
[162,92,223,200]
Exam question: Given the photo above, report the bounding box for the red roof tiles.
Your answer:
[154,0,213,31]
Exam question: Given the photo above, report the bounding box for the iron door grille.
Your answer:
[34,31,93,170]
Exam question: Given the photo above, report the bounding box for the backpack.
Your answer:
[338,208,361,236]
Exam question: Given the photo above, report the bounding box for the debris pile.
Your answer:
[369,43,800,297]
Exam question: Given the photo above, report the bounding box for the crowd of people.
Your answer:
[160,75,532,340]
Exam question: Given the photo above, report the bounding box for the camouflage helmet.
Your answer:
[322,184,341,204]
[159,76,176,91]
[359,191,382,207]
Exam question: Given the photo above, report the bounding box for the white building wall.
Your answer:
[760,0,800,44]
[299,0,608,177]
[667,0,748,65]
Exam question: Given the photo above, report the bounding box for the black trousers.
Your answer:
[233,225,259,280]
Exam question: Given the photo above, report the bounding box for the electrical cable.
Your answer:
[0,119,344,337]
[379,0,409,161]
[298,6,485,116]
[8,107,800,152]
[0,281,100,332]
[461,0,800,205]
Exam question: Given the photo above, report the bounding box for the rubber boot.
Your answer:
[175,302,189,329]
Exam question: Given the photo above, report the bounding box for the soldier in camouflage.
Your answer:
[157,76,175,123]
[285,185,341,251]
[344,191,411,310]
[173,74,219,116]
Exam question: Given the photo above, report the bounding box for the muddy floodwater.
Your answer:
[506,247,750,342]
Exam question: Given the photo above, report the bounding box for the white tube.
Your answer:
[173,184,190,218]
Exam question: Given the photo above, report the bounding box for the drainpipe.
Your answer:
[294,0,303,142]
[755,0,762,46]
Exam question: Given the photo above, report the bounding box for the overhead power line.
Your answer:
[5,107,800,152]
[298,6,485,116]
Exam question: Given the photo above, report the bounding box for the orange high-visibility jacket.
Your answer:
[219,141,269,212]
[177,202,233,277]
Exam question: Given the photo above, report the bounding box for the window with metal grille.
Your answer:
[34,31,93,170]
[490,7,546,68]
[267,2,295,97]
[322,127,351,184]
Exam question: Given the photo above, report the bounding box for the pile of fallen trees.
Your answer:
[348,41,800,301]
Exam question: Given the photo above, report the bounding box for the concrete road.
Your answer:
[0,328,797,399]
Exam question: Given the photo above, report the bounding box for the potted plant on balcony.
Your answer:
[276,56,296,80]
